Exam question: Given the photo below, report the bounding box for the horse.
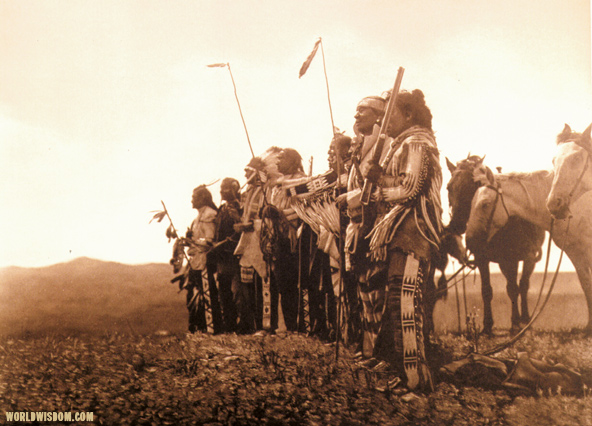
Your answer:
[465,166,592,334]
[546,123,592,219]
[445,155,546,334]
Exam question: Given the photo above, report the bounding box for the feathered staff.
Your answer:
[150,200,189,277]
[150,201,178,240]
[150,179,221,276]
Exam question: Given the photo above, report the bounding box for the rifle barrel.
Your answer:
[360,67,405,205]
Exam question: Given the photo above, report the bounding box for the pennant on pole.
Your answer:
[207,62,228,68]
[299,38,321,78]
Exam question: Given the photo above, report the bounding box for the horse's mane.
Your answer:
[451,154,551,187]
[455,155,484,170]
[496,169,552,183]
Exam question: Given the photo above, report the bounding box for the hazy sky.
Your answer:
[1,0,591,269]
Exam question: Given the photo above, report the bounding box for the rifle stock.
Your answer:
[360,67,405,205]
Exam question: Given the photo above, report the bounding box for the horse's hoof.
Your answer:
[481,328,494,337]
[510,325,522,336]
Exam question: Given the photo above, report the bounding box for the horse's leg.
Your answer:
[498,260,520,333]
[519,256,537,324]
[564,248,592,334]
[553,215,592,333]
[477,258,494,335]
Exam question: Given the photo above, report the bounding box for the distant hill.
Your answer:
[0,257,188,337]
[0,258,586,337]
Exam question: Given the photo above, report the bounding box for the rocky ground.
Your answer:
[1,329,591,425]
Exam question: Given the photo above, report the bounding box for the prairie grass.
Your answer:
[1,261,590,424]
[1,330,590,425]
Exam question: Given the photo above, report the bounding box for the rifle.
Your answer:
[360,67,405,205]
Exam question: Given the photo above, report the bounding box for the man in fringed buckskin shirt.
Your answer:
[346,89,443,392]
[234,147,283,334]
[185,185,224,334]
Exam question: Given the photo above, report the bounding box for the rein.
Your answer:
[434,260,477,297]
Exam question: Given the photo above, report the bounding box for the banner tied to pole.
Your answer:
[299,38,321,78]
[207,63,227,68]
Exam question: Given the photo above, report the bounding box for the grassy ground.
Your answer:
[1,329,591,425]
[2,261,590,424]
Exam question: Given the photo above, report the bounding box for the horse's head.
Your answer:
[465,181,509,253]
[440,227,468,264]
[547,123,592,219]
[445,154,488,234]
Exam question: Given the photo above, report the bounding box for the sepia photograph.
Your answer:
[1,0,591,424]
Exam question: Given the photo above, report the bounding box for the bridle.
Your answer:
[482,181,510,242]
[562,140,591,208]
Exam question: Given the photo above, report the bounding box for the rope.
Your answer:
[523,220,555,317]
[434,262,476,297]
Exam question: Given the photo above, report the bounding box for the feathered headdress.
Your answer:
[245,146,283,185]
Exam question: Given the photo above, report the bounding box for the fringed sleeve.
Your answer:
[367,128,443,262]
[380,141,428,204]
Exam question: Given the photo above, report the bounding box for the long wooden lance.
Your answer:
[208,62,279,331]
[208,63,275,208]
[207,62,255,158]
[317,39,345,360]
[300,37,347,360]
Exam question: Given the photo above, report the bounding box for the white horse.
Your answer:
[546,123,592,219]
[465,168,592,333]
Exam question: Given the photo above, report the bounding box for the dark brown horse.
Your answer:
[445,155,545,334]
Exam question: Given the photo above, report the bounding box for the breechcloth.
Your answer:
[360,251,433,391]
[235,266,256,334]
[186,268,222,334]
[239,266,278,332]
[217,271,239,333]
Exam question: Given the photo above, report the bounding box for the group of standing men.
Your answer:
[170,86,444,392]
